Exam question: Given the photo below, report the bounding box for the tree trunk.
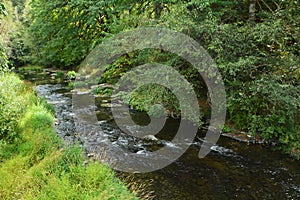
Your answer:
[249,0,256,24]
[154,2,163,19]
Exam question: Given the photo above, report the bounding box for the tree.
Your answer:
[29,0,120,67]
[0,2,8,71]
[249,0,256,23]
[28,0,300,155]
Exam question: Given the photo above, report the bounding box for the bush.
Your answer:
[227,78,300,139]
[0,42,9,73]
[0,74,32,143]
[188,16,300,153]
[67,70,78,80]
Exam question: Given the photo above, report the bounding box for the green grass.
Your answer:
[0,73,138,200]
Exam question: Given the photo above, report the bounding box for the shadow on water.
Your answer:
[18,69,300,200]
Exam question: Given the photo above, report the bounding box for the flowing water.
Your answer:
[19,69,300,200]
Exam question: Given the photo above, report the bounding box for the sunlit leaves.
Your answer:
[29,0,113,67]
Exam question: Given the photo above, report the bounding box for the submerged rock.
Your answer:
[143,135,159,141]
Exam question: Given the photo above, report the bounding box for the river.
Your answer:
[19,68,300,200]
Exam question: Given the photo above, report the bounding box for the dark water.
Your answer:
[19,69,300,200]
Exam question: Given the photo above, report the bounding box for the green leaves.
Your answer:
[0,42,9,72]
[29,0,112,67]
[0,2,7,17]
[27,0,300,155]
[227,77,300,146]
[0,2,8,71]
[0,74,31,143]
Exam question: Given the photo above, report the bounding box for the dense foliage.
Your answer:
[0,73,138,199]
[0,2,8,71]
[0,74,31,142]
[2,0,300,155]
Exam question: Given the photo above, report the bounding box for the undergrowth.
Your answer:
[0,73,139,200]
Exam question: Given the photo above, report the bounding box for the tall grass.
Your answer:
[0,73,138,200]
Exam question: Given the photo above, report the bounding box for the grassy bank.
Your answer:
[0,73,138,200]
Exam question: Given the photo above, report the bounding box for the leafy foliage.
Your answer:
[0,74,32,143]
[0,0,33,68]
[0,42,9,72]
[29,0,115,67]
[0,2,7,18]
[67,70,78,80]
[25,0,300,155]
[0,2,8,72]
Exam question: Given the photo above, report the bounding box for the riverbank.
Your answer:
[14,67,300,199]
[0,73,138,199]
[18,65,300,159]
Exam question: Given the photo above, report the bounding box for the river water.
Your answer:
[19,69,300,200]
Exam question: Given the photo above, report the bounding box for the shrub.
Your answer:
[227,78,300,146]
[0,42,9,73]
[0,74,31,143]
[67,70,78,80]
